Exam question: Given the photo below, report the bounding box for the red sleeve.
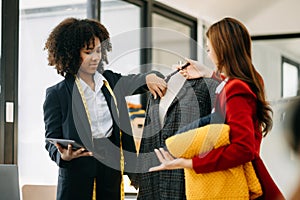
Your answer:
[192,79,260,173]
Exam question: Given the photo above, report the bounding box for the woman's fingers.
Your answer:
[159,148,174,161]
[149,165,165,172]
[75,148,93,157]
[55,143,93,161]
[154,148,165,162]
[150,87,163,99]
[146,74,167,99]
[55,143,64,154]
[67,144,72,154]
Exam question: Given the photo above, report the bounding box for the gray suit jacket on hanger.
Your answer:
[134,77,219,200]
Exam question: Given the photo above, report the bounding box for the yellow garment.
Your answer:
[166,124,262,200]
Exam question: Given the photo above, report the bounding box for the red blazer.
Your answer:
[192,78,285,200]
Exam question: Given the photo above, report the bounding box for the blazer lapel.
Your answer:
[101,83,121,145]
[101,84,119,123]
[65,74,94,150]
[168,85,188,111]
[159,73,186,125]
[167,78,200,111]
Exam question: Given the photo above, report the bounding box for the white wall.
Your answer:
[260,97,300,199]
[252,42,300,198]
[18,4,86,187]
[253,41,300,101]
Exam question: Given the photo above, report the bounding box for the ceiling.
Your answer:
[158,0,300,59]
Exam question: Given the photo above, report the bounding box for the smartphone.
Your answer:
[46,138,85,151]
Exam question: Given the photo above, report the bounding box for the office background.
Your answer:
[1,0,300,199]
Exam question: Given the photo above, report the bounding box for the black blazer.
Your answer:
[44,70,156,177]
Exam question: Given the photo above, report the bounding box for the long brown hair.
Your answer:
[206,17,273,136]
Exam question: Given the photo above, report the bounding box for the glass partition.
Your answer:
[282,57,299,98]
[252,38,300,198]
[152,13,192,75]
[252,38,300,100]
[101,0,141,194]
[18,0,87,186]
[101,0,141,105]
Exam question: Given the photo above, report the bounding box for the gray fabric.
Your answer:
[135,77,219,200]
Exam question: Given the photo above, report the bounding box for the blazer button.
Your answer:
[162,134,168,140]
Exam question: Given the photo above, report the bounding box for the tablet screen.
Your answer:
[46,138,85,150]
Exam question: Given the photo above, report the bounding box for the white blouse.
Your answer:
[79,71,113,138]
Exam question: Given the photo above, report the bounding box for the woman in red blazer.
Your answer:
[150,17,285,200]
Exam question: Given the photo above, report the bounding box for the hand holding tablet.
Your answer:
[46,138,86,151]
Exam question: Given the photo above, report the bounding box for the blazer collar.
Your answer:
[65,73,76,95]
[167,82,188,111]
[65,73,94,149]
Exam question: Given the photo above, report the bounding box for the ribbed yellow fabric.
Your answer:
[166,124,262,200]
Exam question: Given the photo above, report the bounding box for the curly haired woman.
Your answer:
[43,17,166,200]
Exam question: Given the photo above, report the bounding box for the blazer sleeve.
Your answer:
[192,80,258,173]
[43,86,70,168]
[104,70,164,97]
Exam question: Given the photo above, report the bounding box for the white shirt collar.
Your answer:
[79,71,106,92]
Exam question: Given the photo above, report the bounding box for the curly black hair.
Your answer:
[44,18,112,76]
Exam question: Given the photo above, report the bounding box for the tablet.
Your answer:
[46,138,85,151]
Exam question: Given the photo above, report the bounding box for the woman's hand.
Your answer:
[55,143,93,161]
[146,74,167,99]
[148,148,193,172]
[178,58,214,79]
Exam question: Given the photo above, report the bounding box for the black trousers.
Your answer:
[56,138,122,200]
[95,161,122,200]
[94,138,122,200]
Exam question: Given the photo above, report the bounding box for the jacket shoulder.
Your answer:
[45,77,74,101]
[46,79,67,92]
[225,79,256,98]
